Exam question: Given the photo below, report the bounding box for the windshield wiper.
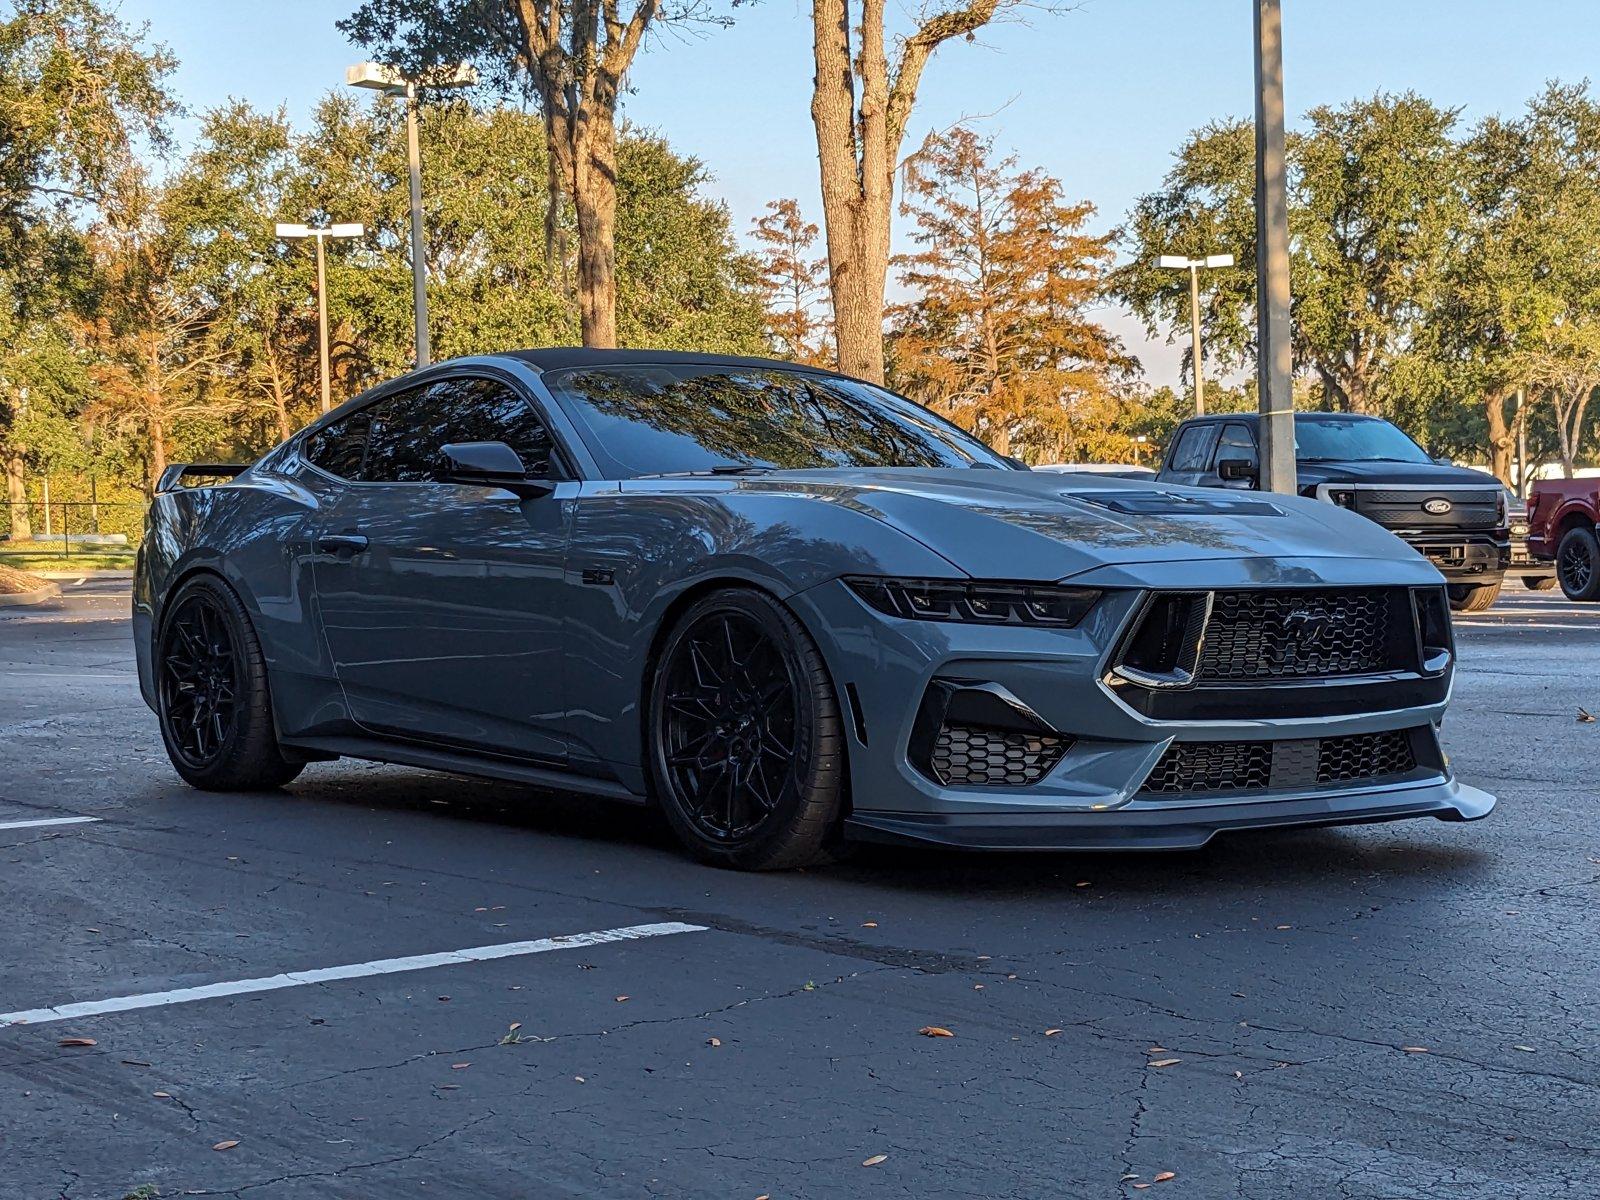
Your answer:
[640,464,776,479]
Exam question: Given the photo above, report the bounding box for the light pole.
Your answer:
[276,223,366,414]
[1157,253,1234,415]
[1254,0,1297,495]
[347,61,477,370]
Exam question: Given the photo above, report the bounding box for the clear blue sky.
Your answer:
[115,0,1600,384]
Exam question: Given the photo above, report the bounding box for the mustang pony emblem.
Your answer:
[1281,610,1332,652]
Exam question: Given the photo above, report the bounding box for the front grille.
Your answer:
[931,722,1069,787]
[1139,728,1426,796]
[1197,589,1401,681]
[1355,488,1501,531]
[1316,728,1416,783]
[1139,741,1273,794]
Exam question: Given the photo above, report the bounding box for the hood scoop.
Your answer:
[1069,490,1284,517]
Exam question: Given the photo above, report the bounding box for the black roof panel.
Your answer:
[499,347,843,376]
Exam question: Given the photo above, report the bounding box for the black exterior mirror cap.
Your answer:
[440,441,554,499]
[1217,458,1259,482]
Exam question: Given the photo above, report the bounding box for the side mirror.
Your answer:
[1433,455,1453,466]
[1216,458,1259,484]
[440,441,553,499]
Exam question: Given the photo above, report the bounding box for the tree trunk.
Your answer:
[1485,390,1514,485]
[573,111,619,348]
[4,451,29,542]
[149,411,167,492]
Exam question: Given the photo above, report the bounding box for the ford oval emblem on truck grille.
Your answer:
[1423,498,1453,514]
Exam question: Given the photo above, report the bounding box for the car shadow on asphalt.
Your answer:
[242,765,1494,902]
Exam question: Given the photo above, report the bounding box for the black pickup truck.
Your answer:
[1156,412,1510,611]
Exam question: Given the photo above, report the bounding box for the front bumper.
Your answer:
[1398,532,1509,582]
[790,556,1494,849]
[848,777,1495,850]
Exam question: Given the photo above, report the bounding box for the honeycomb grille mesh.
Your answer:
[1140,730,1423,795]
[931,723,1069,787]
[1138,741,1273,794]
[1316,729,1417,784]
[1197,589,1398,681]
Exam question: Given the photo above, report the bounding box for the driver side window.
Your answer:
[359,377,560,483]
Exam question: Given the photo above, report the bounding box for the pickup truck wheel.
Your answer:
[1557,526,1600,601]
[1522,576,1557,591]
[1447,581,1501,613]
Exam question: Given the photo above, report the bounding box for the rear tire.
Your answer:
[1557,526,1600,601]
[647,588,845,870]
[1523,575,1557,591]
[156,574,304,791]
[1447,580,1501,613]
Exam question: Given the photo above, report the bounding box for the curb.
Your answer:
[31,569,134,581]
[0,581,62,608]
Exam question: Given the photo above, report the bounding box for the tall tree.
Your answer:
[339,0,735,349]
[888,127,1129,462]
[0,0,175,537]
[811,0,1037,384]
[751,198,830,364]
[1117,94,1464,419]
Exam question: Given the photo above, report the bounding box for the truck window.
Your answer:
[1166,424,1219,472]
[1215,423,1258,469]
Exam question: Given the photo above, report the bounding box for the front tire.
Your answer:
[1447,580,1501,613]
[1557,526,1600,601]
[156,574,304,791]
[1523,575,1557,591]
[647,588,845,870]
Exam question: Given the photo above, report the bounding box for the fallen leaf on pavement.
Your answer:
[1044,1029,1062,1037]
[1275,925,1292,930]
[615,996,629,1003]
[153,1091,171,1099]
[1133,1185,1150,1191]
[574,1075,586,1083]
[861,921,877,928]
[707,1037,722,1047]
[1578,708,1595,723]
[1513,1045,1536,1053]
[212,1140,239,1152]
[1147,1058,1181,1068]
[451,1062,471,1069]
[862,1155,887,1167]
[1154,1171,1177,1183]
[1401,1046,1430,1054]
[919,1026,954,1038]
[57,1037,96,1047]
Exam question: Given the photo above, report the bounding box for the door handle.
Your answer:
[316,533,369,556]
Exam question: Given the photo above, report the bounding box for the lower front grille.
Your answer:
[1316,728,1416,783]
[1140,728,1427,796]
[931,722,1069,787]
[1138,740,1273,794]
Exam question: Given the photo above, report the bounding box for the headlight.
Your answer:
[844,577,1100,627]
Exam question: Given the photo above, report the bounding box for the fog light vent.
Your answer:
[931,723,1069,787]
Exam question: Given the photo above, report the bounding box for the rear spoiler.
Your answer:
[155,463,249,493]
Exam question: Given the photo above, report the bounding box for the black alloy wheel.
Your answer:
[156,575,305,790]
[1557,526,1600,601]
[649,589,845,869]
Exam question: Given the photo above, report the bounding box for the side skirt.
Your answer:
[280,735,649,805]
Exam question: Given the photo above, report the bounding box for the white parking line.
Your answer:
[0,816,101,832]
[0,921,707,1028]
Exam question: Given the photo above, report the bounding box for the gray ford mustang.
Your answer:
[134,350,1494,868]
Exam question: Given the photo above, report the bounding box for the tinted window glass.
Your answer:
[304,410,370,480]
[1294,417,1432,464]
[1216,423,1258,468]
[543,365,1012,478]
[1166,424,1218,472]
[360,377,558,483]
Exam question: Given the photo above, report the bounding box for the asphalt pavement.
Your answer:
[1,578,1596,1199]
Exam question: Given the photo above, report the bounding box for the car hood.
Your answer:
[741,468,1416,581]
[1294,460,1501,488]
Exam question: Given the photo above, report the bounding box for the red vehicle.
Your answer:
[1528,477,1600,600]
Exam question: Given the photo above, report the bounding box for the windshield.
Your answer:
[543,364,1013,478]
[1294,417,1432,464]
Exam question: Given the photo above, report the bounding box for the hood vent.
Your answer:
[1070,490,1282,517]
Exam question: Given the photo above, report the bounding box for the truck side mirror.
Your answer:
[1217,458,1259,484]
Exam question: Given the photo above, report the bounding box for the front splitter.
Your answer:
[844,779,1496,852]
